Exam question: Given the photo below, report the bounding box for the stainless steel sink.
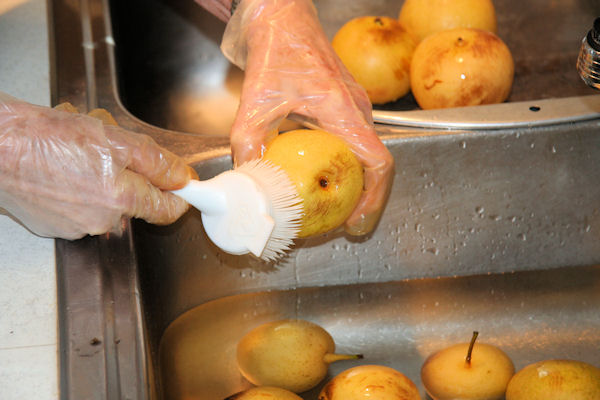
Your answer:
[50,0,600,399]
[107,0,600,134]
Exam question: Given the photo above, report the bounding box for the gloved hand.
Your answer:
[0,93,191,240]
[219,0,394,236]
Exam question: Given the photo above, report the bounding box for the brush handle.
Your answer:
[171,180,227,215]
[170,171,275,258]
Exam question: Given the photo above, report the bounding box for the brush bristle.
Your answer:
[236,159,303,261]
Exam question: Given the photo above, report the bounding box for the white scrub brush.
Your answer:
[171,159,303,261]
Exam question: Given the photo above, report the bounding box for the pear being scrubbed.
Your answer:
[263,129,364,238]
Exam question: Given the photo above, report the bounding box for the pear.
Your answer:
[263,129,364,238]
[236,319,362,393]
[225,386,303,400]
[409,28,514,110]
[420,331,515,400]
[505,359,600,400]
[332,16,417,104]
[318,364,421,400]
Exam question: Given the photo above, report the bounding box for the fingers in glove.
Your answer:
[104,125,192,190]
[222,0,394,235]
[116,169,190,225]
[344,150,394,236]
[229,83,286,165]
[312,107,394,236]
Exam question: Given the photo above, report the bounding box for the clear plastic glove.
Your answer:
[219,0,394,236]
[0,93,191,240]
[195,0,233,22]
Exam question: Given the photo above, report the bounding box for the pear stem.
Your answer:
[323,353,364,364]
[465,331,479,366]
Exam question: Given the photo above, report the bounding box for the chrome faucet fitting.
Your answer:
[577,17,600,90]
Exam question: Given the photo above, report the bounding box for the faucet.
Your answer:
[577,17,600,90]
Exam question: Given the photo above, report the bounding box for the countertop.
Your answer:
[0,0,59,399]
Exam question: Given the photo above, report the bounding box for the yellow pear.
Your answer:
[318,364,421,400]
[236,319,362,393]
[505,359,600,400]
[399,0,497,43]
[420,332,514,400]
[332,16,417,104]
[225,386,303,400]
[410,27,514,110]
[262,129,363,238]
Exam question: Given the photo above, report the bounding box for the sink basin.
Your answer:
[108,0,600,134]
[49,0,600,399]
[132,128,600,400]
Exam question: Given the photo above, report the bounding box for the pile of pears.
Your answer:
[227,319,420,400]
[225,319,600,400]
